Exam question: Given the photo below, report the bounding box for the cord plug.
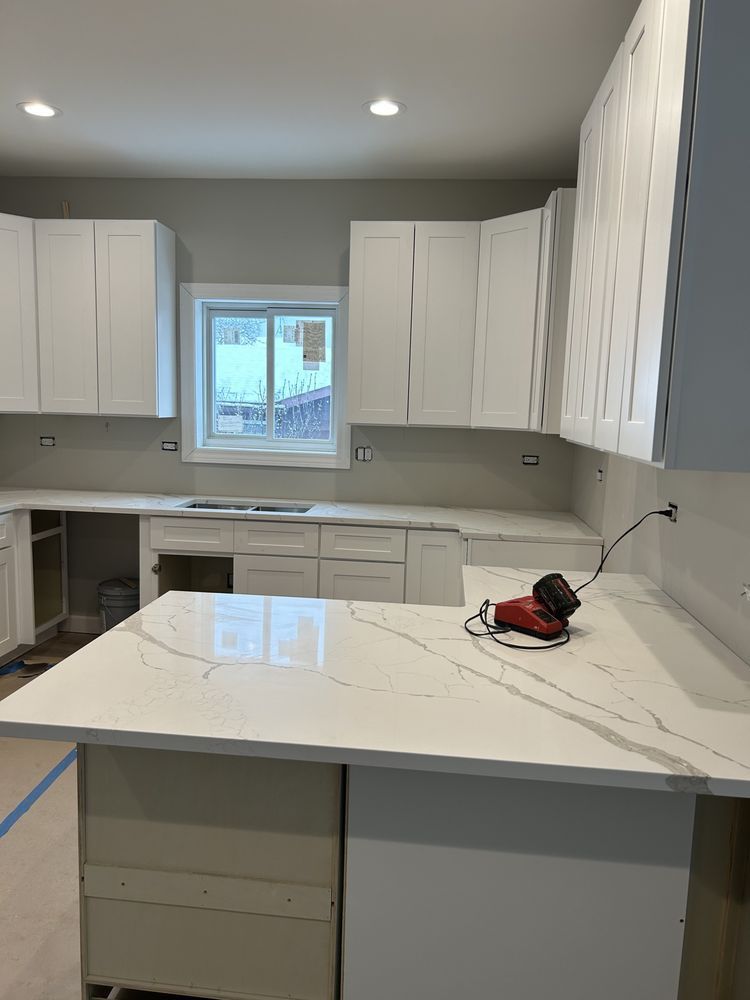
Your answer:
[660,503,678,523]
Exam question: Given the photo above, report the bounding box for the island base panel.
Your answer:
[343,766,695,1000]
[78,745,343,1000]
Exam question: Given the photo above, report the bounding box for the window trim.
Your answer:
[180,283,350,469]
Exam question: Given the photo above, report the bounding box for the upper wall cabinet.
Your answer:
[347,222,414,425]
[32,218,176,418]
[563,0,750,471]
[0,213,39,412]
[347,197,574,432]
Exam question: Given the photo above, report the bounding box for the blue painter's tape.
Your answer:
[0,661,26,677]
[0,748,77,839]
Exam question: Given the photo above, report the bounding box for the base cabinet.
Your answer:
[466,538,602,572]
[343,766,694,1000]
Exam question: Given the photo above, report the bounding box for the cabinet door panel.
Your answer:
[404,531,463,606]
[347,222,414,425]
[0,214,39,412]
[234,555,318,598]
[95,221,158,416]
[0,547,18,659]
[35,220,98,414]
[318,560,404,603]
[529,194,556,432]
[408,223,479,427]
[576,48,625,448]
[618,0,690,461]
[471,210,543,429]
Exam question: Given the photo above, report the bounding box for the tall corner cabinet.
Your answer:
[561,0,750,471]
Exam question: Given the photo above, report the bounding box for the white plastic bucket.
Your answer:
[98,578,139,631]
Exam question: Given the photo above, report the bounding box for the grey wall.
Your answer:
[0,177,575,510]
[571,446,750,664]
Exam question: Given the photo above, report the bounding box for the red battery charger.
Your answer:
[493,573,581,640]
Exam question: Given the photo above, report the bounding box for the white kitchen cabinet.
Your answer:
[0,545,18,660]
[404,530,463,606]
[234,521,319,558]
[318,560,404,603]
[347,222,414,425]
[150,517,235,554]
[35,219,99,414]
[234,555,318,599]
[408,223,479,427]
[95,220,176,417]
[0,213,39,413]
[470,209,544,429]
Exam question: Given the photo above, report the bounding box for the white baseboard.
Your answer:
[60,614,103,635]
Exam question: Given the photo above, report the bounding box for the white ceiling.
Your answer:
[0,0,639,179]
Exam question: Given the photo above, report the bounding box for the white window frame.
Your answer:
[181,283,350,468]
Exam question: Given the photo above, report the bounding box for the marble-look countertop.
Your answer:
[1,567,749,795]
[0,489,602,545]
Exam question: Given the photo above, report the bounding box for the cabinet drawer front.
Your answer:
[320,524,406,563]
[234,555,319,598]
[319,560,405,603]
[150,517,234,553]
[467,539,602,572]
[0,513,15,549]
[234,521,319,557]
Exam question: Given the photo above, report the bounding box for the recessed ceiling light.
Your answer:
[364,99,406,117]
[17,101,62,118]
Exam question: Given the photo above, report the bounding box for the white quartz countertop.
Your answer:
[0,489,602,545]
[1,566,749,795]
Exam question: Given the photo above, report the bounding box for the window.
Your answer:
[181,284,349,468]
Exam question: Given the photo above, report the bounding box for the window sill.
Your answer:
[182,443,351,470]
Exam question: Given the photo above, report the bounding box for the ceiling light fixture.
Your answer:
[364,99,405,117]
[17,101,62,118]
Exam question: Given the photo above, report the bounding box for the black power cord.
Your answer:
[573,508,674,595]
[464,508,674,652]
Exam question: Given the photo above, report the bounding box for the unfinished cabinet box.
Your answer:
[0,213,39,413]
[79,746,343,1000]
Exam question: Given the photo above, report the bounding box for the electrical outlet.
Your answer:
[741,583,750,603]
[354,446,373,462]
[522,454,539,466]
[667,501,678,523]
[39,436,55,447]
[596,467,605,483]
[161,441,178,452]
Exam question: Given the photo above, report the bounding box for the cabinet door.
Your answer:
[35,219,98,414]
[95,220,159,417]
[559,85,606,443]
[617,0,690,462]
[0,547,18,659]
[318,560,404,603]
[234,555,318,598]
[575,48,626,448]
[0,214,39,413]
[347,222,414,425]
[528,194,557,432]
[470,209,543,429]
[404,531,463,606]
[408,223,479,426]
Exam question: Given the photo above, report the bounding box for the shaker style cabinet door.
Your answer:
[347,222,414,425]
[35,219,99,414]
[95,220,176,417]
[470,209,543,429]
[0,213,39,413]
[408,222,479,427]
[615,0,690,462]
